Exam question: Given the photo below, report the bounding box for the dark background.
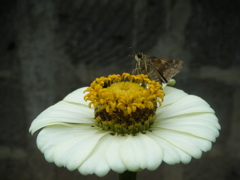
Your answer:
[1,0,240,179]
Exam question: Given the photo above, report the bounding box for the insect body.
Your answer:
[133,53,183,84]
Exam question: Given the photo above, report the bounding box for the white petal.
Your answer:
[39,101,93,118]
[29,101,94,134]
[105,136,126,173]
[157,95,214,119]
[152,128,212,160]
[37,125,110,174]
[78,134,113,177]
[119,134,163,172]
[63,87,90,106]
[162,86,188,106]
[154,113,220,141]
[147,132,192,164]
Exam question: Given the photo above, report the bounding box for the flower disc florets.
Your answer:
[84,73,165,135]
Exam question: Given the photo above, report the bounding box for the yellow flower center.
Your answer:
[84,73,165,135]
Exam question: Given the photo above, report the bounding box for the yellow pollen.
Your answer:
[84,73,165,135]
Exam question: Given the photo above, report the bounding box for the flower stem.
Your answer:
[119,171,137,180]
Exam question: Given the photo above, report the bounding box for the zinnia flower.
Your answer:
[29,73,220,177]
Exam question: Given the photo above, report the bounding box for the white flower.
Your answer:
[29,74,220,177]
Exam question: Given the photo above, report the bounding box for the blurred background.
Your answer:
[1,0,240,179]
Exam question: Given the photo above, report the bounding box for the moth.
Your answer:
[132,52,183,84]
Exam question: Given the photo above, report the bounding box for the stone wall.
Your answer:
[1,0,240,179]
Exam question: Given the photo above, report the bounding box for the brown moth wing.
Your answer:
[147,66,167,84]
[148,57,184,83]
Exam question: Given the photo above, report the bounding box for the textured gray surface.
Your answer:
[1,0,240,179]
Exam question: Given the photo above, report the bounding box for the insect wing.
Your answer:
[149,57,183,83]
